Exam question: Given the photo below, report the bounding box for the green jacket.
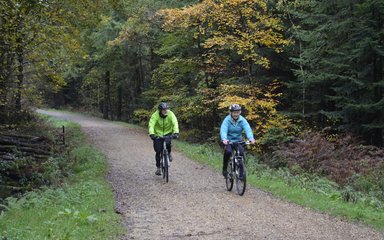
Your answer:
[148,110,179,136]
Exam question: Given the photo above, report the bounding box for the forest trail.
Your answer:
[38,110,384,240]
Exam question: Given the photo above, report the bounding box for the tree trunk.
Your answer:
[138,45,144,95]
[247,59,252,85]
[196,29,210,88]
[103,70,111,119]
[15,37,23,111]
[0,53,12,116]
[149,47,156,88]
[117,84,122,121]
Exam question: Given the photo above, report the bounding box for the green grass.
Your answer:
[173,141,384,230]
[0,117,124,240]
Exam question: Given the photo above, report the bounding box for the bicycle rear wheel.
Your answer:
[236,158,246,196]
[225,160,234,191]
[163,153,169,183]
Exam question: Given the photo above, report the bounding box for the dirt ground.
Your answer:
[38,110,384,240]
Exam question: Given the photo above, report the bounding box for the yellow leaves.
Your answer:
[157,0,290,70]
[218,96,252,110]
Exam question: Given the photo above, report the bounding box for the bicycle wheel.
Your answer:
[236,158,246,196]
[163,153,169,183]
[225,159,234,191]
[159,152,164,176]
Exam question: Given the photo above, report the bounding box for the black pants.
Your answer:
[223,144,244,172]
[153,138,171,168]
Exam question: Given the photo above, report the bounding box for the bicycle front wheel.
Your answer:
[236,159,246,196]
[225,160,234,191]
[163,154,169,183]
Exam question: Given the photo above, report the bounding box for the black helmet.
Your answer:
[158,102,169,111]
[229,104,241,112]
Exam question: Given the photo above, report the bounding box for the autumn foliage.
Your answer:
[157,0,290,72]
[274,131,384,185]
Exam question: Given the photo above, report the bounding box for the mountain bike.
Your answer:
[158,135,175,183]
[225,141,249,196]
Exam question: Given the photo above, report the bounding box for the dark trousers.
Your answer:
[153,138,171,168]
[223,144,244,171]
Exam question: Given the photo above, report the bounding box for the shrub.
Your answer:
[273,131,384,185]
[131,109,151,127]
[258,126,295,152]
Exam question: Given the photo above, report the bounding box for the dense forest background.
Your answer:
[1,0,383,149]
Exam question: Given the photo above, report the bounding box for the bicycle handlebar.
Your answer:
[227,141,250,145]
[155,134,178,140]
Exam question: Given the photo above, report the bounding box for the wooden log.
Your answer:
[0,138,51,150]
[0,133,55,163]
[1,155,15,161]
[17,146,51,155]
[0,133,49,141]
[0,145,17,151]
[0,184,28,191]
[0,146,51,155]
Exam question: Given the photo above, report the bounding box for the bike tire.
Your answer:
[160,152,164,177]
[163,153,169,183]
[225,160,234,191]
[236,158,246,196]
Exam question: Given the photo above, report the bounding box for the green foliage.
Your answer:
[0,109,36,125]
[155,32,194,58]
[131,108,152,126]
[151,57,198,91]
[258,125,296,152]
[279,0,384,146]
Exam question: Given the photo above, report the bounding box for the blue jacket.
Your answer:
[220,115,254,142]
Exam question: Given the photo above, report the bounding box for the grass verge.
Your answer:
[173,141,384,230]
[0,117,124,239]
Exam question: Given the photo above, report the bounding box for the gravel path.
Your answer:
[38,110,384,240]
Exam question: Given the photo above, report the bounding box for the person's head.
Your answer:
[158,102,169,116]
[229,104,241,120]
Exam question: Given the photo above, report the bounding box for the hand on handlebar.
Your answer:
[172,133,179,139]
[222,139,229,145]
[249,138,255,144]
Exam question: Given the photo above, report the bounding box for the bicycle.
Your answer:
[225,141,249,196]
[157,135,176,183]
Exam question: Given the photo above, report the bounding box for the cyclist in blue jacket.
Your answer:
[220,104,255,177]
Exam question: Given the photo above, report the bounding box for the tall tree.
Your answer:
[0,0,98,120]
[279,0,384,146]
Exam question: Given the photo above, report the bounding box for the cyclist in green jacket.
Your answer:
[148,102,179,175]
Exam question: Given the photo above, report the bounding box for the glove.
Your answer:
[172,133,179,139]
[149,134,156,140]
